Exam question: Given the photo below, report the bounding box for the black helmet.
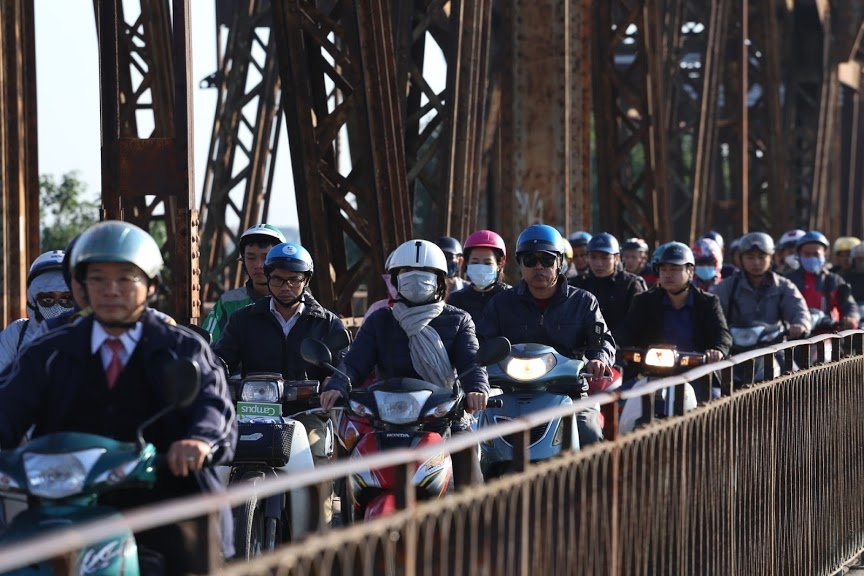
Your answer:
[435,236,463,256]
[587,232,620,255]
[622,237,649,253]
[738,232,775,255]
[652,241,694,274]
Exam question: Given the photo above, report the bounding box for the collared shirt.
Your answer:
[269,298,305,336]
[91,320,143,370]
[661,289,696,351]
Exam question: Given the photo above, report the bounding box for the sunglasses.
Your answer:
[520,253,557,268]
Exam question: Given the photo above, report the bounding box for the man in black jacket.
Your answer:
[0,221,237,574]
[617,242,731,400]
[570,232,646,340]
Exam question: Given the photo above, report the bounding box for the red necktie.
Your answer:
[105,339,124,389]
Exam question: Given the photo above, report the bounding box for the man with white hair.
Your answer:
[0,250,73,371]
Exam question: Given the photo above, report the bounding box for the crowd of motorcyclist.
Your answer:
[0,217,861,573]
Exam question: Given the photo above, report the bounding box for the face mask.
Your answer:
[37,303,69,321]
[800,255,825,274]
[382,274,398,300]
[397,271,438,304]
[694,266,716,281]
[784,254,800,270]
[466,264,498,290]
[446,260,460,278]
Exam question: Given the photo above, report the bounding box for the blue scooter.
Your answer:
[0,360,201,575]
[478,343,589,479]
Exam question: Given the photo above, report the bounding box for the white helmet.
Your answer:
[388,239,447,275]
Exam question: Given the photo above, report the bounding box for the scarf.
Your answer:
[391,301,455,388]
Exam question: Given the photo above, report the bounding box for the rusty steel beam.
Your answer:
[592,0,670,247]
[272,0,412,316]
[0,0,39,326]
[198,0,282,303]
[96,0,199,322]
[492,0,592,255]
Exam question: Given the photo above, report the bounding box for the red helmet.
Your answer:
[463,229,507,259]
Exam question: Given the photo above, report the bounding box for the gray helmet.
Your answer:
[652,241,694,274]
[73,220,164,282]
[738,232,775,255]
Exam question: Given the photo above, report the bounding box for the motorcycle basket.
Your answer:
[233,421,295,467]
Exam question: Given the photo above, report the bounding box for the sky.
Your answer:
[34,0,299,231]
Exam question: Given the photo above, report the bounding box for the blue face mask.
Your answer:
[695,266,716,281]
[466,264,498,290]
[800,255,825,274]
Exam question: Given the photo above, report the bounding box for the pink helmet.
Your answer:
[464,229,507,258]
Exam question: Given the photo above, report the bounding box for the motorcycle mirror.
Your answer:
[185,323,212,345]
[301,338,333,367]
[476,336,511,366]
[323,328,351,353]
[162,359,201,409]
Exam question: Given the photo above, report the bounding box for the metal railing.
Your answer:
[0,331,863,575]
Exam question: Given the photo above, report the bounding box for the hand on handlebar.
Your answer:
[320,389,343,412]
[705,349,724,363]
[585,359,611,378]
[788,324,807,339]
[167,439,211,478]
[465,391,488,414]
[841,317,859,330]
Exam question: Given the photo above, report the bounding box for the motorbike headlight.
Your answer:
[349,399,375,418]
[502,353,557,381]
[730,327,760,348]
[24,449,105,499]
[373,391,432,424]
[644,348,677,368]
[241,380,282,403]
[423,398,458,419]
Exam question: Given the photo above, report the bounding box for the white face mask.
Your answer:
[397,271,438,304]
[784,254,800,270]
[466,264,498,290]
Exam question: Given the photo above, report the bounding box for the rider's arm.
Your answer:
[0,343,44,449]
[179,337,237,466]
[834,277,861,327]
[322,314,380,397]
[704,294,732,357]
[580,294,616,366]
[780,280,812,334]
[211,310,244,374]
[450,315,489,395]
[201,298,227,343]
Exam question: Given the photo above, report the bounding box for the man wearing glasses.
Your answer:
[212,242,347,521]
[0,250,73,372]
[477,224,617,445]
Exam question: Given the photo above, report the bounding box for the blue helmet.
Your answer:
[796,230,829,250]
[652,241,694,274]
[264,242,314,275]
[701,230,724,250]
[587,232,620,255]
[516,224,564,256]
[567,231,592,247]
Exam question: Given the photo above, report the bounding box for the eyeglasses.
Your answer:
[520,253,557,268]
[36,293,75,308]
[268,275,306,288]
[85,275,144,291]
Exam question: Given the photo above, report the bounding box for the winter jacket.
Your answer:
[213,293,347,381]
[202,280,267,343]
[785,268,860,326]
[324,304,489,398]
[447,282,510,324]
[569,270,646,339]
[617,285,732,355]
[476,276,617,366]
[710,271,811,333]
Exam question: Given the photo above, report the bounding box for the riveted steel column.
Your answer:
[0,0,38,325]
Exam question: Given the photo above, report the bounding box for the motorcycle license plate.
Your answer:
[236,401,282,422]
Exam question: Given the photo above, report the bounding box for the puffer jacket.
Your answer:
[324,303,488,397]
[447,282,510,324]
[476,276,617,366]
[213,293,347,381]
[710,271,811,333]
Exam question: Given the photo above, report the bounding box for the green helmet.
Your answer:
[73,220,164,282]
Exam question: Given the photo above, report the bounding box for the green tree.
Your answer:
[40,172,99,251]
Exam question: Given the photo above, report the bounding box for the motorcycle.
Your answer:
[479,343,607,480]
[618,346,706,434]
[0,359,200,575]
[729,321,787,384]
[300,336,510,522]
